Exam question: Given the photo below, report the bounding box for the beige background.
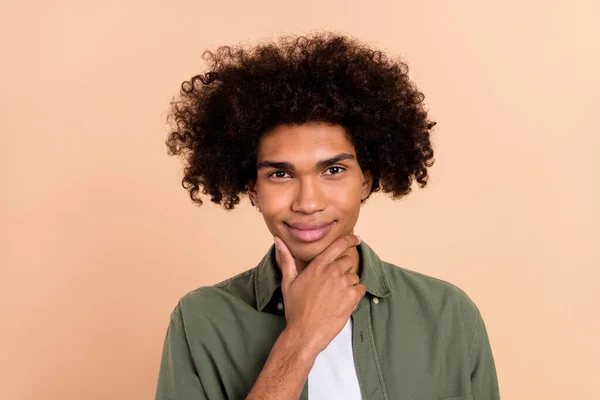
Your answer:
[1,1,599,399]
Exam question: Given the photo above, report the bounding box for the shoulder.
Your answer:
[382,261,482,333]
[170,267,259,325]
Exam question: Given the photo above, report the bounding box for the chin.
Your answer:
[286,237,332,262]
[288,247,320,264]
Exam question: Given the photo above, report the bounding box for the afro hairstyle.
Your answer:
[166,32,436,210]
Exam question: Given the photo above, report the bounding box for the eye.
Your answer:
[324,166,346,175]
[268,170,291,179]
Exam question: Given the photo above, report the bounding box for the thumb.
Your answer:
[274,236,297,291]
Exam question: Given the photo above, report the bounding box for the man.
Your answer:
[156,32,500,400]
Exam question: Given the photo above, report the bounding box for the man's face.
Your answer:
[248,122,372,264]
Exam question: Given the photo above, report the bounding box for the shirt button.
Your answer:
[372,297,380,305]
[277,302,284,311]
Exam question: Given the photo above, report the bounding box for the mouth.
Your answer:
[284,221,336,243]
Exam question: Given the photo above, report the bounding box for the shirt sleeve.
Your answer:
[155,303,208,400]
[469,310,500,400]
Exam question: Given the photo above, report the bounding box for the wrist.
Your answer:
[279,326,321,361]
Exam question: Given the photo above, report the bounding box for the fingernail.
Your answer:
[355,235,361,243]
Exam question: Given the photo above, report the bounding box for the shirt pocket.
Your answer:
[443,396,473,400]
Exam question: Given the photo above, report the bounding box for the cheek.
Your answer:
[323,188,361,228]
[326,180,363,208]
[335,198,361,225]
[258,187,290,216]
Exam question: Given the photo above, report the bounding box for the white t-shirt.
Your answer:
[308,318,362,399]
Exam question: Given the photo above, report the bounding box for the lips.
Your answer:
[284,221,335,242]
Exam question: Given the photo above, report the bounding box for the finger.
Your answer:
[314,234,361,268]
[326,254,354,275]
[354,283,367,297]
[274,236,297,292]
[320,245,357,274]
[345,272,360,286]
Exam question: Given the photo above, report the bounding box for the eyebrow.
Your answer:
[256,153,357,171]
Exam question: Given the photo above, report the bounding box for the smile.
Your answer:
[284,221,335,243]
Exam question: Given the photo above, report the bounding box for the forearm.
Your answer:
[246,328,318,400]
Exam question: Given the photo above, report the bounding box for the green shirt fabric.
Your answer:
[155,241,500,400]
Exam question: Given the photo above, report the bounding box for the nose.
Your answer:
[291,176,326,214]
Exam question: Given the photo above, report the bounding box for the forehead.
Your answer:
[257,122,356,161]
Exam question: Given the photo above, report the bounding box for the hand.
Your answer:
[273,234,367,356]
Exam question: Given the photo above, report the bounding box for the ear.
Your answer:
[247,179,259,208]
[360,170,374,201]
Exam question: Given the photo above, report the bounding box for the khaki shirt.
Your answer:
[155,241,500,400]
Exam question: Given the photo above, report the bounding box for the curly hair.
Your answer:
[166,32,436,210]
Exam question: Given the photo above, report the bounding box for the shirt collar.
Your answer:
[255,240,392,312]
